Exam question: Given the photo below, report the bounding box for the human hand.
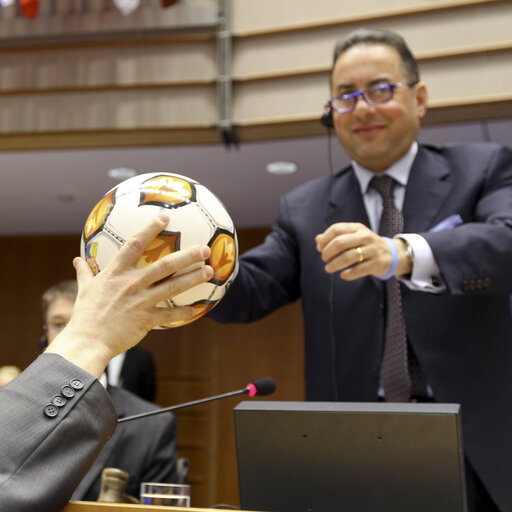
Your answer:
[315,222,411,281]
[46,212,213,377]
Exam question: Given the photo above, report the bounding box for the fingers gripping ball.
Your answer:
[81,172,238,328]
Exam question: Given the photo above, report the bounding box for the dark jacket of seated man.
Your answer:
[71,384,178,501]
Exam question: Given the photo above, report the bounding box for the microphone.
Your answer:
[245,377,276,397]
[118,377,276,423]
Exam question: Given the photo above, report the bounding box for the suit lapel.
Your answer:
[403,145,453,232]
[326,166,370,227]
[326,166,382,291]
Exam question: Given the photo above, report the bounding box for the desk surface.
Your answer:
[62,501,260,512]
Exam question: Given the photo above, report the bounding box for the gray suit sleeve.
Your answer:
[0,353,117,512]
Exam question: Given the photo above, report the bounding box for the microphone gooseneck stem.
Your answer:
[118,388,248,423]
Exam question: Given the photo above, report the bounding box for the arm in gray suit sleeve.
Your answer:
[0,353,116,512]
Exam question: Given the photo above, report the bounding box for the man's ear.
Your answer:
[415,82,428,119]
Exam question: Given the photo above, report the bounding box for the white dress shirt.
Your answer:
[351,142,445,293]
[107,351,127,387]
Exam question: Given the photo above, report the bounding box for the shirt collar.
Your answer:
[352,141,418,194]
[99,372,108,389]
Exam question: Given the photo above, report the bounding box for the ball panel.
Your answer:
[159,302,216,329]
[169,281,218,306]
[83,189,116,242]
[84,230,124,276]
[136,232,181,268]
[209,231,238,284]
[195,184,234,231]
[207,282,230,301]
[140,174,196,208]
[106,195,162,243]
[165,203,217,249]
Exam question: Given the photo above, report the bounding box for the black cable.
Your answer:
[325,126,339,402]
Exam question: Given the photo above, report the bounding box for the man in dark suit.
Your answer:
[0,215,213,512]
[210,29,512,511]
[41,279,178,502]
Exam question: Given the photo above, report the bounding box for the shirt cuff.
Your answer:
[395,233,446,294]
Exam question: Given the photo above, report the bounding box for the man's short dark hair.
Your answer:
[41,280,78,320]
[332,28,419,83]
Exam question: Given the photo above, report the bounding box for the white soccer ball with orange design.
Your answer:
[80,172,238,328]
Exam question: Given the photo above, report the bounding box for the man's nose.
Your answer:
[352,93,376,117]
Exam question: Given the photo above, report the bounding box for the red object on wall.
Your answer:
[20,0,40,19]
[161,0,179,8]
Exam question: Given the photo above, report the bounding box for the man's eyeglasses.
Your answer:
[326,81,417,114]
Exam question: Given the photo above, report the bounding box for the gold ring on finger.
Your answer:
[356,246,364,263]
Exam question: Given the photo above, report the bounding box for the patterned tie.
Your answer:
[370,175,411,402]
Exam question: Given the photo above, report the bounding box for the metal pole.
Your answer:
[216,0,237,148]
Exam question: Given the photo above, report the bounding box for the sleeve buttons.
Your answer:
[61,385,75,398]
[44,404,59,418]
[44,378,85,417]
[51,395,67,407]
[70,378,84,390]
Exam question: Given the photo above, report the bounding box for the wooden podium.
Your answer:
[62,502,260,512]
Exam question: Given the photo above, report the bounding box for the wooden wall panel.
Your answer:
[421,52,512,106]
[232,2,512,79]
[231,0,502,35]
[0,0,510,146]
[0,43,216,91]
[0,226,305,508]
[0,86,217,133]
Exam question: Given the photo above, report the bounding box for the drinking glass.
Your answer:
[140,482,191,507]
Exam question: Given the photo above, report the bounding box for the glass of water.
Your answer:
[140,482,191,507]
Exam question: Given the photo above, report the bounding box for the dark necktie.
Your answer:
[370,175,411,402]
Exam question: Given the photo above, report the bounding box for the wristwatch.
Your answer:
[401,238,414,277]
[404,239,414,266]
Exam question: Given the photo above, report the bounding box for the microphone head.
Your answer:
[246,377,276,397]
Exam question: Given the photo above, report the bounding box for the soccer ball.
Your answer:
[80,172,238,328]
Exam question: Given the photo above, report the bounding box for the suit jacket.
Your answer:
[116,346,156,402]
[210,142,512,511]
[71,385,178,501]
[0,354,116,512]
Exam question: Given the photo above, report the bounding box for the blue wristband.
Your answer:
[378,237,398,281]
